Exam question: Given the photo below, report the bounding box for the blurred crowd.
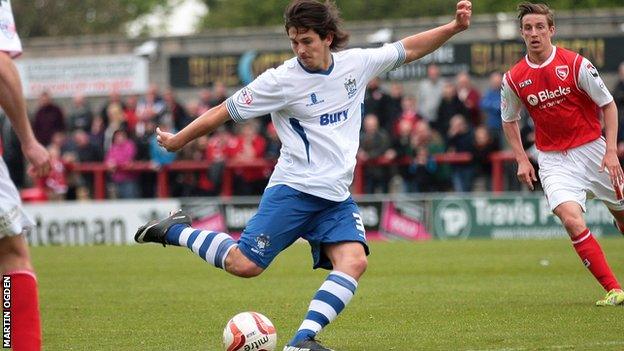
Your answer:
[3,62,624,201]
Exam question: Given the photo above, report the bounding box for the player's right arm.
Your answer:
[157,69,286,152]
[500,72,537,190]
[156,102,230,152]
[0,51,50,177]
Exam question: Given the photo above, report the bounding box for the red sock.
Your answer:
[5,271,42,351]
[572,229,621,292]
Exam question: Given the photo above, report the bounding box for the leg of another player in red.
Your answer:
[1,236,42,351]
[7,270,42,351]
[555,202,624,305]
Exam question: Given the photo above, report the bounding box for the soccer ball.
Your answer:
[223,312,277,351]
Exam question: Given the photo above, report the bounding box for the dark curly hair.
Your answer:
[284,0,350,51]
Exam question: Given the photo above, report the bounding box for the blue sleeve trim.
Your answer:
[226,97,244,123]
[392,41,406,70]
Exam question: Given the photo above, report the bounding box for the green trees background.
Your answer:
[12,0,624,38]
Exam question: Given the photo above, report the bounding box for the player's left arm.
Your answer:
[600,101,622,184]
[578,58,623,184]
[401,0,471,64]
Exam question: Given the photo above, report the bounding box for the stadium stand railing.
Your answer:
[29,151,516,200]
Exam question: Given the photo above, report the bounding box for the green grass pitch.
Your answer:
[33,238,624,350]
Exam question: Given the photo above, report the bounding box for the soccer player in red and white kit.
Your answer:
[501,2,624,306]
[0,0,51,349]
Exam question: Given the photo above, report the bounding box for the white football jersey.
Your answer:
[227,42,405,201]
[0,0,22,58]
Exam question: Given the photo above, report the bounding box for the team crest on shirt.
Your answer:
[344,76,357,99]
[555,65,569,81]
[0,19,15,40]
[238,87,254,105]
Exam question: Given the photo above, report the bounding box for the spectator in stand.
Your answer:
[124,95,139,135]
[197,88,213,115]
[364,77,391,126]
[202,126,232,196]
[63,130,102,198]
[150,124,177,167]
[471,125,500,191]
[42,145,67,201]
[228,121,268,196]
[99,90,124,127]
[103,104,128,153]
[162,89,191,131]
[105,129,139,199]
[384,82,404,133]
[393,95,421,135]
[446,114,475,192]
[33,91,65,146]
[455,71,481,126]
[134,120,157,198]
[480,71,503,147]
[67,93,93,133]
[388,118,416,189]
[210,81,228,106]
[405,122,437,193]
[89,116,105,155]
[613,62,624,146]
[435,81,469,139]
[136,84,165,135]
[417,63,444,124]
[358,113,391,194]
[176,135,211,197]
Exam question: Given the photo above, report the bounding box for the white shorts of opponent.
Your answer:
[538,137,624,213]
[0,157,34,238]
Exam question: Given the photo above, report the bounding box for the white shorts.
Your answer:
[0,157,34,238]
[538,137,624,212]
[0,0,23,58]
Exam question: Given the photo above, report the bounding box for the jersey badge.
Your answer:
[238,87,254,105]
[344,76,357,99]
[306,92,325,107]
[586,63,599,78]
[555,65,569,81]
[519,79,532,88]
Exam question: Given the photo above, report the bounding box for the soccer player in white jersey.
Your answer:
[135,1,471,349]
[501,2,624,306]
[0,0,51,349]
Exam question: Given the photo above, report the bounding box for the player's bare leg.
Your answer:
[223,247,264,278]
[607,208,624,235]
[0,235,42,350]
[135,210,263,277]
[554,201,624,305]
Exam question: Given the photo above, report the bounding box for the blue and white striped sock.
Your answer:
[289,271,358,345]
[165,224,236,269]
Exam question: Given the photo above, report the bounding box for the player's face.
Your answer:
[520,14,554,54]
[288,27,332,71]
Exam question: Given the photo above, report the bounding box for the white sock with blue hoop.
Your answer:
[166,224,236,269]
[289,270,358,345]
